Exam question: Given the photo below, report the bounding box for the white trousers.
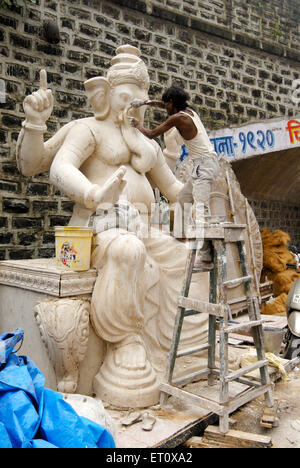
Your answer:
[174,156,220,254]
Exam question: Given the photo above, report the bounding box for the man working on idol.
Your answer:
[130,86,220,269]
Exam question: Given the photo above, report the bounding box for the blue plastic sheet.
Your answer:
[0,329,115,448]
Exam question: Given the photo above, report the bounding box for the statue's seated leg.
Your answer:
[90,230,159,408]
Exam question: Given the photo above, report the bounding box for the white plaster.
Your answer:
[12,44,263,409]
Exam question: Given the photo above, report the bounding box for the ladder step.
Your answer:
[224,319,265,334]
[178,296,226,317]
[224,359,269,382]
[212,369,263,388]
[223,275,253,288]
[176,343,210,358]
[160,382,224,415]
[226,384,273,414]
[172,368,211,387]
[184,309,204,317]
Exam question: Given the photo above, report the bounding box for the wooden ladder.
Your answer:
[159,221,274,434]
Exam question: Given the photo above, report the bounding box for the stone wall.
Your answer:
[249,199,300,250]
[0,0,299,260]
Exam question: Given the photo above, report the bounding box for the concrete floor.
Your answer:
[232,365,300,448]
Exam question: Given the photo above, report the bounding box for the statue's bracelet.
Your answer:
[22,120,47,132]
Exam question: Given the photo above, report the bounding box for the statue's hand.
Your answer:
[85,166,127,211]
[23,70,54,125]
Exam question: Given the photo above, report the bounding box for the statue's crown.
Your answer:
[107,45,150,91]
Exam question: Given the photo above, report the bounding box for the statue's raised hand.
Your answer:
[84,166,127,211]
[23,70,54,126]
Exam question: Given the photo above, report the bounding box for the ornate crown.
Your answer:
[107,45,150,91]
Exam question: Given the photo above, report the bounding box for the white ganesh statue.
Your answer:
[16,45,262,408]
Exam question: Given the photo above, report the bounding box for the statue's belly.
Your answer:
[81,159,155,212]
[121,164,155,213]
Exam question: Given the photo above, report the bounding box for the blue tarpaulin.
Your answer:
[0,329,115,448]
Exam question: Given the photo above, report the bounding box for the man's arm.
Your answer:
[130,98,166,109]
[131,114,179,140]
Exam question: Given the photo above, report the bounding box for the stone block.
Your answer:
[12,217,43,229]
[3,198,29,214]
[27,183,49,196]
[9,33,32,49]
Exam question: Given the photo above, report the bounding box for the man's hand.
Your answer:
[130,98,148,108]
[23,70,54,126]
[129,117,140,128]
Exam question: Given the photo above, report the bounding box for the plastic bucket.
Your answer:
[55,226,93,271]
[263,327,285,355]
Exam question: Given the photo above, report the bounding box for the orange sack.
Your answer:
[260,229,300,316]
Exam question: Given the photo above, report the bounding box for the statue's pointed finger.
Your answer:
[40,69,47,90]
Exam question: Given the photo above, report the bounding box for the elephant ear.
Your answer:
[84,77,110,120]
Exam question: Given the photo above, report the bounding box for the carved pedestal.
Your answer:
[34,298,90,394]
[0,258,104,395]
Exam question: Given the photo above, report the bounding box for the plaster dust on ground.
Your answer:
[103,361,300,449]
[230,366,300,448]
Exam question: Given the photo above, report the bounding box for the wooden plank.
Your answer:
[260,399,279,428]
[178,295,226,317]
[245,199,261,298]
[228,282,274,316]
[154,413,218,448]
[161,247,197,400]
[224,359,268,382]
[223,275,252,288]
[226,384,272,413]
[159,382,224,415]
[224,227,246,243]
[172,368,211,387]
[196,425,273,448]
[224,319,265,334]
[185,225,227,240]
[184,435,271,449]
[204,425,272,445]
[184,437,215,448]
[226,171,238,224]
[230,376,262,388]
[202,226,225,239]
[176,343,210,358]
[283,356,300,373]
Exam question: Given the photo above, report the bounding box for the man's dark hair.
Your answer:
[162,86,190,111]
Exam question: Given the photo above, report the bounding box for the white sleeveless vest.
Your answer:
[180,110,216,159]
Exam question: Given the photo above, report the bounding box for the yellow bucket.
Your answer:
[55,226,93,271]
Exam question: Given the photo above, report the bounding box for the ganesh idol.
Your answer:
[16,45,217,408]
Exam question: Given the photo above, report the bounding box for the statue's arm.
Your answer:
[16,69,63,177]
[50,122,127,212]
[163,127,184,172]
[16,121,75,177]
[148,145,183,203]
[49,122,99,209]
